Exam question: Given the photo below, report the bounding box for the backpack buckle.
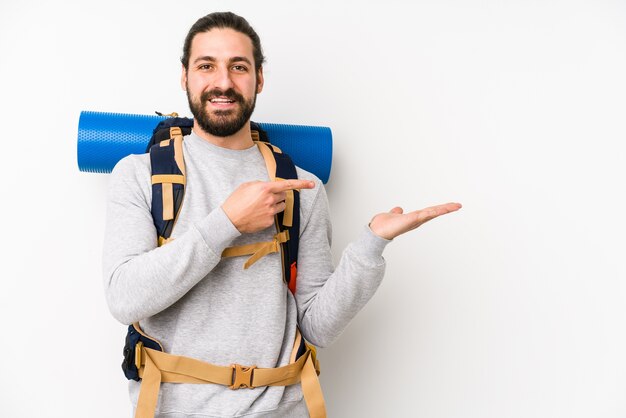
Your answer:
[229,364,256,389]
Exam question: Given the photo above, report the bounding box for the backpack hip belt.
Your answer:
[132,324,325,418]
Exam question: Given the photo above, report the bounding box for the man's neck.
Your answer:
[192,122,255,150]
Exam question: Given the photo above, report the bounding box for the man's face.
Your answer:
[181,28,264,137]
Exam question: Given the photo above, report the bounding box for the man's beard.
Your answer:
[186,85,257,137]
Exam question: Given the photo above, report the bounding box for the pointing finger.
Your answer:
[269,179,316,192]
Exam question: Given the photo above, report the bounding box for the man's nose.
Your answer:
[213,67,234,90]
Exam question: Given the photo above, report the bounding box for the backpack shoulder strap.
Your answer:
[147,120,300,293]
[149,126,186,246]
[255,140,301,294]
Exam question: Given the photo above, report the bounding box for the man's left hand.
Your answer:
[369,202,462,240]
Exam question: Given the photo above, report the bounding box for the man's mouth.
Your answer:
[209,97,236,104]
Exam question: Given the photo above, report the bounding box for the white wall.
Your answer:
[1,1,625,417]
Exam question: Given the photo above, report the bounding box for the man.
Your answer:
[103,11,461,418]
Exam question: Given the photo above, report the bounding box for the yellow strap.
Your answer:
[134,341,143,370]
[290,331,303,364]
[151,174,185,185]
[135,351,162,418]
[157,236,173,247]
[276,177,294,227]
[301,353,327,418]
[284,189,294,227]
[138,347,236,385]
[170,126,182,139]
[134,346,322,418]
[255,141,277,181]
[162,183,174,221]
[243,243,276,269]
[221,231,289,269]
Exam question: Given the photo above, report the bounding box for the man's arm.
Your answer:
[102,156,240,325]
[294,180,461,347]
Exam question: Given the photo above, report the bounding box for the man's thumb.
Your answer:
[390,207,403,214]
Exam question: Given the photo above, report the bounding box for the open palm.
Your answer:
[369,203,462,240]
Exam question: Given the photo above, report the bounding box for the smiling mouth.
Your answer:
[209,97,236,104]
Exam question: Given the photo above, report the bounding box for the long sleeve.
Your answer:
[294,180,390,348]
[102,155,240,325]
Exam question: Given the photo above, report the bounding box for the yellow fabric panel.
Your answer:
[162,183,174,221]
[151,174,185,185]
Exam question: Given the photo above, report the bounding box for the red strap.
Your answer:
[289,262,297,294]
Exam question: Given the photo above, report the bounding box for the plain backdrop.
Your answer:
[1,1,625,417]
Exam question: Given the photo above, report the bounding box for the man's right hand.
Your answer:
[222,179,315,233]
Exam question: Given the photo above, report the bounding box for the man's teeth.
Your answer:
[210,98,235,103]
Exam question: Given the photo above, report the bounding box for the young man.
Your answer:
[103,12,461,418]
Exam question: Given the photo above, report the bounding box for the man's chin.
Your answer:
[196,118,248,138]
[212,110,236,117]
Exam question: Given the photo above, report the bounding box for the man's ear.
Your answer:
[181,65,188,91]
[256,66,264,94]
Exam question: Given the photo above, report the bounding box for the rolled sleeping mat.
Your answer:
[77,111,333,183]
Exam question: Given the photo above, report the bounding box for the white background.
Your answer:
[1,1,625,417]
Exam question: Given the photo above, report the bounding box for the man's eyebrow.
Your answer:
[229,56,252,66]
[193,56,216,65]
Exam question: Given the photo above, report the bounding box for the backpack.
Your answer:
[120,117,325,418]
[122,116,304,379]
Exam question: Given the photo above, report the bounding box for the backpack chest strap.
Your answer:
[221,231,289,269]
[220,141,295,268]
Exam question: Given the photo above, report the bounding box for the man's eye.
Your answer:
[232,65,248,72]
[199,64,213,70]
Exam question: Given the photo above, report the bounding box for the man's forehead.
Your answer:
[189,28,254,61]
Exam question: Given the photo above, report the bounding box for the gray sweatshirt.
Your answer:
[102,131,389,417]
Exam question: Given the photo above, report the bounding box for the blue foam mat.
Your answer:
[77,111,333,183]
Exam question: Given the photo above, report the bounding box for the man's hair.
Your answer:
[181,12,265,72]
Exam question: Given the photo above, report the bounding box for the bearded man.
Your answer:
[103,11,461,418]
